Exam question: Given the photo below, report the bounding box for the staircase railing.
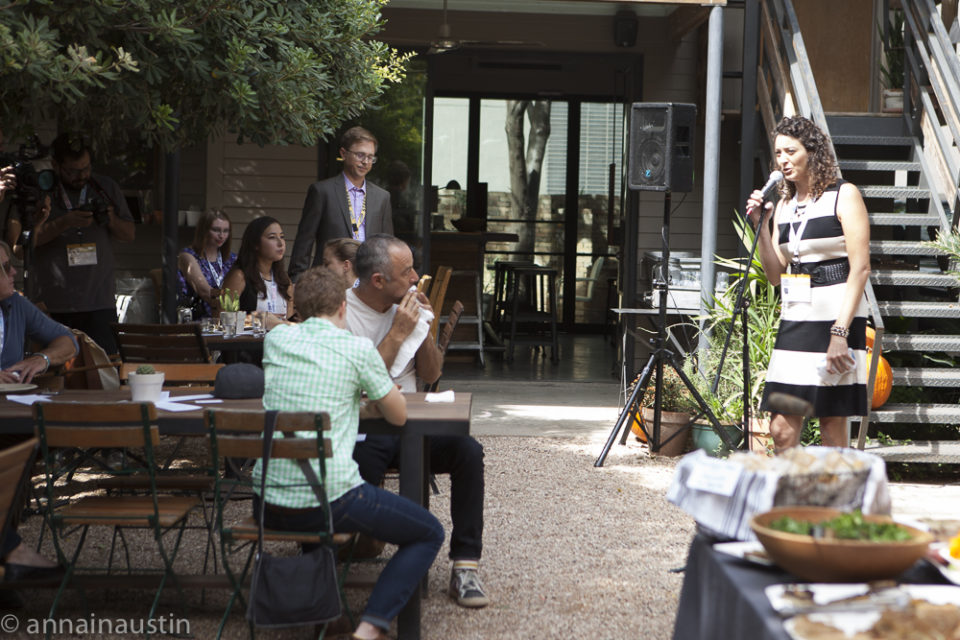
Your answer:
[900,0,960,230]
[756,0,886,446]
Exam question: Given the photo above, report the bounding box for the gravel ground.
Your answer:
[5,434,692,640]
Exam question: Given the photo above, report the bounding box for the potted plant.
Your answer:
[879,9,905,113]
[631,366,697,457]
[696,212,782,453]
[218,289,244,336]
[128,364,165,402]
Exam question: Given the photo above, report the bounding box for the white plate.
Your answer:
[0,383,39,393]
[935,546,960,585]
[713,541,775,567]
[776,584,960,640]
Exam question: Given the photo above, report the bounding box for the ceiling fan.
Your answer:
[426,0,544,54]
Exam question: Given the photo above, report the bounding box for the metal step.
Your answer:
[832,134,914,146]
[891,368,960,387]
[870,270,957,287]
[869,403,960,422]
[869,240,943,256]
[870,213,940,226]
[839,159,920,172]
[877,300,960,317]
[860,185,930,199]
[861,439,960,463]
[880,333,960,352]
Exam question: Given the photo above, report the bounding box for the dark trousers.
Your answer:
[1,531,21,558]
[353,434,484,561]
[51,308,118,355]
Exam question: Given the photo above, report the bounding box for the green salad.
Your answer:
[768,510,913,542]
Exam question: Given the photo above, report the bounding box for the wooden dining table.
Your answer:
[0,388,472,640]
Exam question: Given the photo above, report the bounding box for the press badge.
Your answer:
[66,243,98,267]
[781,273,811,303]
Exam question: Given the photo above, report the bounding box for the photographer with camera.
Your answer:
[32,133,135,355]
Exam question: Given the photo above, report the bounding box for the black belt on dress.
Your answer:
[793,258,850,286]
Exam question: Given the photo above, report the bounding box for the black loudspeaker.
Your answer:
[628,103,697,192]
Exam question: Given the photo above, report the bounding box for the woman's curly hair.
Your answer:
[773,116,838,201]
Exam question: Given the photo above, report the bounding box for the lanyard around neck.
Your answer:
[787,200,812,272]
[345,183,366,240]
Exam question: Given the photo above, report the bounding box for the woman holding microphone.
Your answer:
[746,115,871,451]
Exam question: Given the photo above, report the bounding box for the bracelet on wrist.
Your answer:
[829,324,850,339]
[31,352,51,373]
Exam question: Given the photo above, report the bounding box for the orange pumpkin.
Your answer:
[630,411,647,442]
[871,355,893,409]
[865,326,880,355]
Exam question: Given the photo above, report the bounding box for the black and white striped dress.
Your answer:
[760,181,868,417]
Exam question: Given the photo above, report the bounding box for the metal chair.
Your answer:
[112,322,211,363]
[205,409,355,639]
[34,402,201,624]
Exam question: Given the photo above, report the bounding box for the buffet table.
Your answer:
[672,533,952,640]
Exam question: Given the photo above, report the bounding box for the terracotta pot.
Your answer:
[748,417,774,455]
[640,407,692,457]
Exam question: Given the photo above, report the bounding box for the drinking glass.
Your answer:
[251,312,265,336]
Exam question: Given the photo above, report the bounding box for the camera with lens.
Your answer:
[0,135,55,231]
[78,193,111,227]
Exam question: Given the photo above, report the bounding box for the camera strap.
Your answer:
[58,183,89,210]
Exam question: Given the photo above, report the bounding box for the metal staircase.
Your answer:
[756,0,960,462]
[828,115,960,463]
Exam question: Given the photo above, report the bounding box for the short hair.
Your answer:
[773,116,838,202]
[355,234,406,283]
[295,266,346,318]
[323,237,361,264]
[340,126,377,151]
[190,209,232,259]
[51,133,92,164]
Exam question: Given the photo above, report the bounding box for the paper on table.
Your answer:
[154,400,202,412]
[425,390,455,403]
[195,399,224,404]
[5,394,52,405]
[167,393,215,402]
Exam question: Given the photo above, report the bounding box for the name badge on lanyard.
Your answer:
[781,273,811,303]
[66,243,98,267]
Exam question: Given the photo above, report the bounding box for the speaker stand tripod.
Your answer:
[595,191,736,467]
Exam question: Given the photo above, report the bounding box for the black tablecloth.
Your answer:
[672,533,951,640]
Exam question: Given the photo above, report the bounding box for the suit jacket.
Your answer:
[289,174,393,281]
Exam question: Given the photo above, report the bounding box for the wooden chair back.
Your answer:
[112,323,211,363]
[438,300,464,355]
[119,362,224,387]
[205,409,332,461]
[428,265,453,342]
[0,438,38,553]
[34,402,160,449]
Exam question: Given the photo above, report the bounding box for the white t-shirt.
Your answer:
[345,288,418,392]
[258,276,287,317]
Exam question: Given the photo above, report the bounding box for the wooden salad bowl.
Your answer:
[750,506,933,582]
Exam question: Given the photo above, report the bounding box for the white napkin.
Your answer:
[389,306,434,378]
[5,394,52,405]
[425,390,455,403]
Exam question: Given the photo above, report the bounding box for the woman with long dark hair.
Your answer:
[746,115,871,451]
[222,216,294,328]
[177,209,236,318]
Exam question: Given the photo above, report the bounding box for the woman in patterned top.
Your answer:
[746,116,871,451]
[177,209,237,318]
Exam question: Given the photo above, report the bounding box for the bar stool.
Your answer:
[504,265,559,363]
[445,269,485,367]
[492,260,534,333]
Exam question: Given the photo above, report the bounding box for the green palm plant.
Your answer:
[693,211,781,423]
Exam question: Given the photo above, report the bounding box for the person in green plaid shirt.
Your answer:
[253,265,443,640]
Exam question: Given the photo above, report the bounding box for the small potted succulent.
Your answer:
[128,364,165,402]
[218,289,244,336]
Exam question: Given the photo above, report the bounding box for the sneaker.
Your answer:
[449,567,489,608]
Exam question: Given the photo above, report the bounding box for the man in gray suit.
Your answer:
[289,126,393,281]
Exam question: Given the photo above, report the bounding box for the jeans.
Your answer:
[253,483,443,631]
[353,434,485,560]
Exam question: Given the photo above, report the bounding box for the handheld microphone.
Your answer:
[759,170,784,199]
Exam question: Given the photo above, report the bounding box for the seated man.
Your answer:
[346,234,490,608]
[255,265,443,640]
[0,240,78,383]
